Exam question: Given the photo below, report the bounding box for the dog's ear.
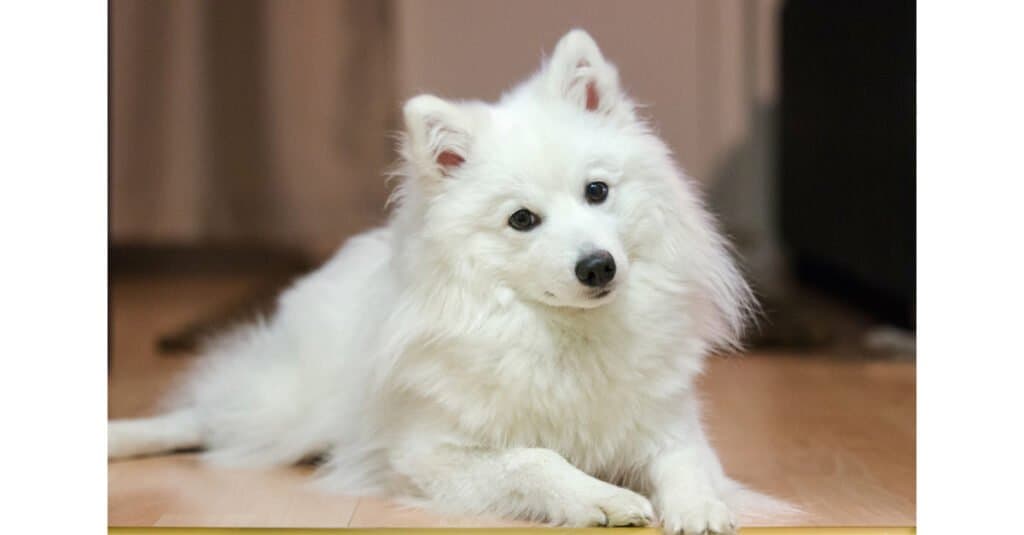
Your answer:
[403,95,473,178]
[543,29,625,115]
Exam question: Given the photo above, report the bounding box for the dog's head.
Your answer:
[393,30,750,341]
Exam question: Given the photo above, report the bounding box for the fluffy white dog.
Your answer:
[109,29,790,535]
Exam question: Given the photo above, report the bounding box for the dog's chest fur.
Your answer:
[393,293,703,476]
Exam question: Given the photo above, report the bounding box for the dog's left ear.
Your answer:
[403,94,474,179]
[543,29,625,116]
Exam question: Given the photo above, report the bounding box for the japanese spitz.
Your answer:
[109,30,792,535]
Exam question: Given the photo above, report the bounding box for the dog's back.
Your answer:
[109,227,395,466]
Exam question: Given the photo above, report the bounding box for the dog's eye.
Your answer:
[508,208,541,231]
[585,181,609,204]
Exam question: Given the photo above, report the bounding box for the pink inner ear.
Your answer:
[585,82,600,111]
[437,150,465,169]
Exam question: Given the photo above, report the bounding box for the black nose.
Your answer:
[575,250,616,287]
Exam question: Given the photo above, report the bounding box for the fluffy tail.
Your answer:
[721,479,805,525]
[108,409,203,460]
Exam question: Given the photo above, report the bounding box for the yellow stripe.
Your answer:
[108,524,917,528]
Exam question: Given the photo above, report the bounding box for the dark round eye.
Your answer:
[508,208,541,231]
[585,181,609,204]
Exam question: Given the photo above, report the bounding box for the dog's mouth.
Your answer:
[589,282,620,301]
[541,284,618,309]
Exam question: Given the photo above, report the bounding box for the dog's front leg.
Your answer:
[648,406,737,535]
[394,444,654,527]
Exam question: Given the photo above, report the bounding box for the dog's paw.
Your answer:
[555,483,655,527]
[659,495,736,535]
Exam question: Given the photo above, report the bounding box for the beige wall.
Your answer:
[112,0,782,264]
[395,0,780,186]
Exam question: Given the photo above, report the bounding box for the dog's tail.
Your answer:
[721,478,805,525]
[108,409,203,460]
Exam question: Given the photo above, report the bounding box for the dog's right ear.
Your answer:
[543,29,625,116]
[403,95,473,179]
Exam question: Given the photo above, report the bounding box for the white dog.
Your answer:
[110,30,791,535]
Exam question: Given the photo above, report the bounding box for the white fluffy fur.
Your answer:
[109,30,795,534]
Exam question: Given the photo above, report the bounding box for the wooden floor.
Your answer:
[108,274,916,528]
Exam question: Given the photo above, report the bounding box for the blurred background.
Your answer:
[110,0,915,360]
